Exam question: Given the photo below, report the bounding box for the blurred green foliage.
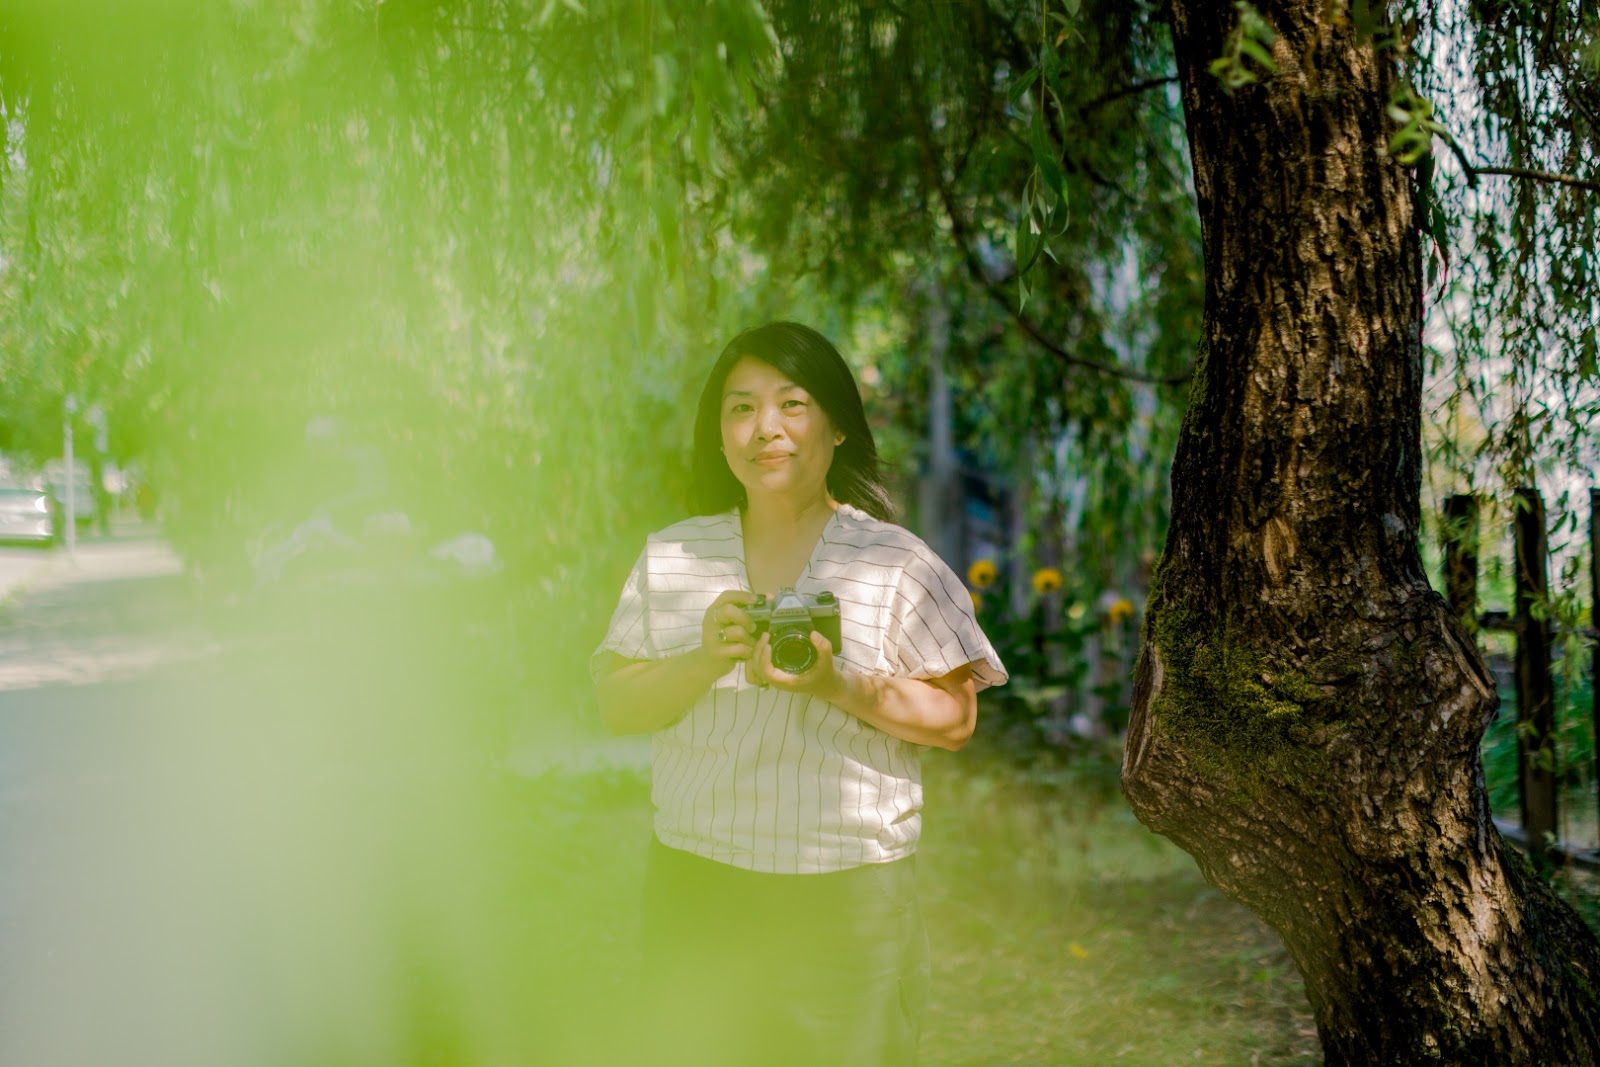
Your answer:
[0,0,1205,730]
[0,0,1594,736]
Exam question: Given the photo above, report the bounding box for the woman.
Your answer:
[592,321,1006,1067]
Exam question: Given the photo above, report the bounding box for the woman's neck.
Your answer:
[741,493,838,542]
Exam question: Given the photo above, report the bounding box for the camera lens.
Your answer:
[770,631,816,674]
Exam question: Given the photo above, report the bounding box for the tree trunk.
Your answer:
[1122,3,1600,1063]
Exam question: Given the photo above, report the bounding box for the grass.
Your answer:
[192,699,1313,1067]
[445,741,1318,1067]
[192,576,1318,1065]
[915,748,1316,1066]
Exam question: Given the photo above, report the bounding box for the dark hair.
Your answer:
[690,321,896,522]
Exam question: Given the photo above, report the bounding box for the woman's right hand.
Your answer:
[700,590,758,669]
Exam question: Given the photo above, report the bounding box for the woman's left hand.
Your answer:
[750,631,977,751]
[746,630,840,696]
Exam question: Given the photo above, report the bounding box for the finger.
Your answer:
[766,655,805,683]
[715,624,752,649]
[750,633,773,687]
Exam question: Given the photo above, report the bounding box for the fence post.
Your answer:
[1513,487,1558,862]
[1443,494,1479,630]
[1591,488,1598,843]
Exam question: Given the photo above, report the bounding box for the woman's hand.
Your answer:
[744,628,978,751]
[746,629,841,696]
[700,590,759,670]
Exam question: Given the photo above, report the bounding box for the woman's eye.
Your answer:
[783,399,805,409]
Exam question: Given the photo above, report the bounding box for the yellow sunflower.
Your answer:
[969,590,983,611]
[1032,567,1064,595]
[967,559,998,589]
[1107,597,1135,625]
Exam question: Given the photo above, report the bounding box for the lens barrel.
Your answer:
[770,630,816,674]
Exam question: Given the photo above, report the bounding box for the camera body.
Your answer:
[747,587,842,675]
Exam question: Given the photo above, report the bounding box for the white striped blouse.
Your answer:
[592,503,1007,874]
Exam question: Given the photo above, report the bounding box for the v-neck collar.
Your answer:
[732,504,844,595]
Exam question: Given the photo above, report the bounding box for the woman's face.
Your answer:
[719,357,843,507]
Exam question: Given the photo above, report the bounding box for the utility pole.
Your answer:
[63,394,78,560]
[87,403,109,536]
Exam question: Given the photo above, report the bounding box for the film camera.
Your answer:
[747,587,842,675]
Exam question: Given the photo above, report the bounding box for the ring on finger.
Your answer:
[718,625,728,643]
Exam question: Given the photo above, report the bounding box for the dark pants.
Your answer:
[639,840,930,1067]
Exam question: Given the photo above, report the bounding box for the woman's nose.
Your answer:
[755,406,782,438]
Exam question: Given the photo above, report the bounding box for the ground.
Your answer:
[0,528,1317,1065]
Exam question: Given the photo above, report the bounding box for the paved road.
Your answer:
[0,543,58,609]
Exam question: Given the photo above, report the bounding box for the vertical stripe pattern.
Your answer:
[593,504,1007,874]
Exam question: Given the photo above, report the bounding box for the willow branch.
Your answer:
[905,43,1190,387]
[1472,166,1600,194]
[1434,131,1600,195]
[925,156,1192,387]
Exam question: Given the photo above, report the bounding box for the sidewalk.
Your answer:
[0,545,61,609]
[0,521,212,694]
[0,518,177,602]
[0,519,651,776]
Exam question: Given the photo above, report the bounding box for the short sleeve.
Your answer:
[888,547,1008,691]
[590,549,657,682]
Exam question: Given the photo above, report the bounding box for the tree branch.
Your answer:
[1536,0,1562,70]
[1079,75,1181,116]
[1434,133,1600,196]
[1472,166,1600,194]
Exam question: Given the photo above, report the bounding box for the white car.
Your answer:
[0,487,59,546]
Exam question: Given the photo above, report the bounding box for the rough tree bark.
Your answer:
[1121,3,1600,1063]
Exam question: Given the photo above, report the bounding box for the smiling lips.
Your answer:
[754,451,792,464]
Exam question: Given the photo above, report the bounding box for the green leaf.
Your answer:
[652,184,681,271]
[1240,38,1277,72]
[691,73,714,175]
[1015,208,1044,276]
[1007,67,1041,104]
[1029,105,1068,204]
[1349,0,1384,40]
